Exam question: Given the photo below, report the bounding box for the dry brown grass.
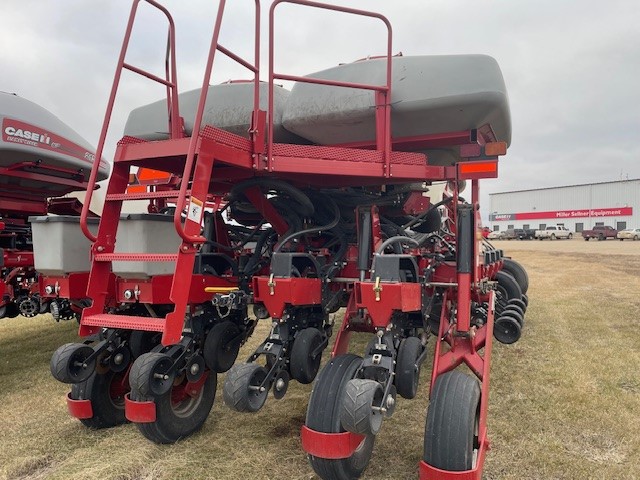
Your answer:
[1,240,639,479]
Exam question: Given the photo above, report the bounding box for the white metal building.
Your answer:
[489,179,640,233]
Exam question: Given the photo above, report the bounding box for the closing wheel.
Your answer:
[494,315,522,344]
[223,363,269,412]
[507,297,527,314]
[306,354,375,480]
[501,308,524,327]
[501,258,529,294]
[50,343,96,384]
[340,379,384,435]
[132,371,217,444]
[129,352,176,397]
[71,369,129,429]
[521,293,529,307]
[424,370,481,471]
[395,337,423,399]
[203,321,241,373]
[495,271,523,317]
[290,327,324,384]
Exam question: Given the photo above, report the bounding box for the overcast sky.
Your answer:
[2,0,639,218]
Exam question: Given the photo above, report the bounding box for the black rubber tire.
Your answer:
[501,308,524,328]
[307,354,375,480]
[290,327,324,384]
[502,303,524,318]
[5,302,20,318]
[424,370,481,471]
[129,331,162,359]
[340,379,385,435]
[395,337,423,400]
[203,321,241,373]
[50,343,96,384]
[568,233,573,239]
[501,258,529,294]
[507,297,527,314]
[71,370,128,429]
[495,271,522,318]
[129,352,175,397]
[223,363,269,412]
[584,237,590,241]
[494,315,522,344]
[598,234,604,241]
[521,293,529,307]
[131,371,217,444]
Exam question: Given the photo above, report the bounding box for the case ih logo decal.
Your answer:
[2,118,108,169]
[490,207,633,221]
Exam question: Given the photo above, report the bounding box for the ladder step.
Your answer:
[106,190,187,201]
[83,314,165,332]
[94,253,179,262]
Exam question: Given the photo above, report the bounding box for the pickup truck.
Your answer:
[582,225,618,241]
[534,225,573,240]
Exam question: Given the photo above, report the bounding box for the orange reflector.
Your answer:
[484,142,507,156]
[459,161,498,175]
[126,185,146,194]
[137,168,172,185]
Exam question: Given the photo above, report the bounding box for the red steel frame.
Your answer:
[67,0,509,477]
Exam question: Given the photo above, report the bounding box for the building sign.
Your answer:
[490,207,633,221]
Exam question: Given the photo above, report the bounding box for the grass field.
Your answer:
[1,239,639,480]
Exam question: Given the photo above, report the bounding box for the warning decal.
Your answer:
[187,196,203,224]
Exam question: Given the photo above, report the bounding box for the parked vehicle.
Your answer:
[534,225,573,240]
[582,225,618,241]
[488,230,505,239]
[617,228,640,241]
[509,228,535,240]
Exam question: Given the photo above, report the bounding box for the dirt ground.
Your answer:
[0,238,639,480]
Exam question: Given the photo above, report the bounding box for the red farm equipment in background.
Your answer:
[0,90,109,320]
[48,0,530,478]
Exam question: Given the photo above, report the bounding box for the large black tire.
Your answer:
[131,371,217,444]
[71,370,128,429]
[340,379,384,435]
[50,343,96,384]
[223,363,269,412]
[395,337,423,399]
[307,354,374,480]
[290,327,324,384]
[424,371,481,471]
[128,331,162,359]
[501,258,529,294]
[203,321,241,373]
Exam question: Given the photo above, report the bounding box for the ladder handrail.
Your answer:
[80,0,180,242]
[268,0,393,175]
[172,0,261,244]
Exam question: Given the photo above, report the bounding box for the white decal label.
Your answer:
[187,196,203,224]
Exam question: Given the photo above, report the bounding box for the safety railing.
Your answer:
[172,0,261,244]
[80,0,180,242]
[268,0,393,175]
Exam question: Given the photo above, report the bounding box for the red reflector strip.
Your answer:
[459,161,498,174]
